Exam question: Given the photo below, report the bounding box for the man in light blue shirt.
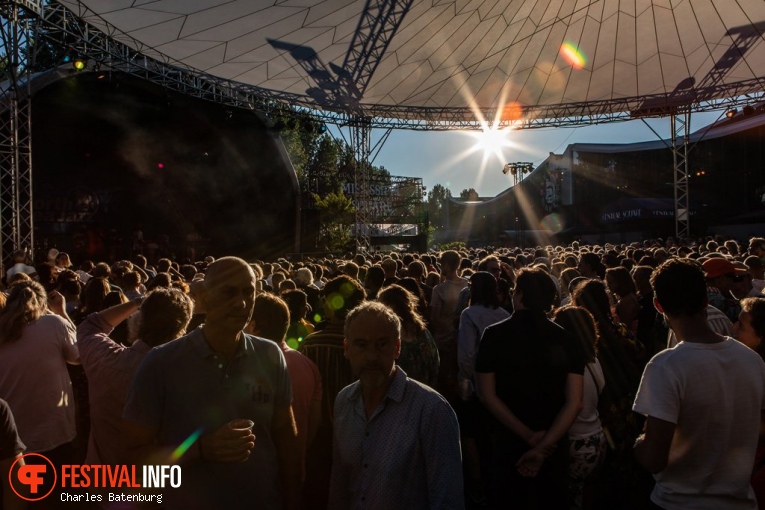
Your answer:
[328,301,464,510]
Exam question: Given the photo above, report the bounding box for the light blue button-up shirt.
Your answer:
[328,367,465,510]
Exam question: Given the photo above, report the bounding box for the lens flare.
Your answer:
[171,428,203,461]
[560,42,586,69]
[541,213,564,234]
[500,102,524,122]
[328,293,345,311]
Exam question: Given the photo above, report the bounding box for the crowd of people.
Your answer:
[2,235,765,509]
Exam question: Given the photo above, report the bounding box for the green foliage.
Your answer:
[313,190,356,252]
[439,241,466,251]
[276,113,422,251]
[460,188,479,201]
[427,183,452,229]
[426,224,436,248]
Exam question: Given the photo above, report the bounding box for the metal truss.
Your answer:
[350,117,372,253]
[0,0,760,261]
[35,2,765,132]
[0,0,40,264]
[671,112,691,239]
[340,0,414,104]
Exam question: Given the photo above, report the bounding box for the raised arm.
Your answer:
[99,297,144,329]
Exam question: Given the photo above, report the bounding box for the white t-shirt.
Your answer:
[633,338,765,510]
[569,358,604,439]
[6,262,36,279]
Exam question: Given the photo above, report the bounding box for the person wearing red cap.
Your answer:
[702,258,747,324]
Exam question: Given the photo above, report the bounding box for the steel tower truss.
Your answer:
[350,117,372,253]
[671,112,691,239]
[0,0,39,264]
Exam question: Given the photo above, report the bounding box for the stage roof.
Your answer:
[57,0,765,125]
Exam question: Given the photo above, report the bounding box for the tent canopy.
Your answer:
[58,0,765,123]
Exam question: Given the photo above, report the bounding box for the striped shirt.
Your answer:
[666,305,734,348]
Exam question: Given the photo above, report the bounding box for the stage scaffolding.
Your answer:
[1,0,763,259]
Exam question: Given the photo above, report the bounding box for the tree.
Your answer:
[460,188,479,201]
[304,135,342,195]
[313,190,356,252]
[427,183,452,229]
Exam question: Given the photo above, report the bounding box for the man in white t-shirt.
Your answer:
[633,258,765,510]
[5,250,36,281]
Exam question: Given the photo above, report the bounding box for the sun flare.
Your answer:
[466,124,517,165]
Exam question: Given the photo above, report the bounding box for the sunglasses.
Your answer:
[724,273,746,282]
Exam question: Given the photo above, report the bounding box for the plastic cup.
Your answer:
[228,419,255,433]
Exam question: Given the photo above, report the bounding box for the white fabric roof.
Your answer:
[57,0,765,123]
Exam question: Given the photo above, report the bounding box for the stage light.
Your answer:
[726,109,737,118]
[743,105,755,115]
[73,59,86,71]
[157,163,164,169]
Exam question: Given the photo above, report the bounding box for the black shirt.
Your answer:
[475,310,584,439]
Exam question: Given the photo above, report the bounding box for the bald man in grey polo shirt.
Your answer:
[124,257,300,510]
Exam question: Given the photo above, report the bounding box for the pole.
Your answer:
[503,162,534,249]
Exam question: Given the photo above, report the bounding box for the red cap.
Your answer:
[702,258,746,279]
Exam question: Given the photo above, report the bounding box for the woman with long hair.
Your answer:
[377,284,439,388]
[396,276,429,321]
[605,266,640,332]
[571,278,647,508]
[554,306,607,509]
[0,281,79,467]
[72,276,110,325]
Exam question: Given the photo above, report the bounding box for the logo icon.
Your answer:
[9,453,57,501]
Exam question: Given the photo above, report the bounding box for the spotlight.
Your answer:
[73,59,86,71]
[743,105,755,115]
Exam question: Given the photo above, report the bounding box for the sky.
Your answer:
[332,110,725,198]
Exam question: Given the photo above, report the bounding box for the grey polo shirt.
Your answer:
[124,328,292,509]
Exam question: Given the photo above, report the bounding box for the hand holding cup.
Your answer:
[199,419,255,463]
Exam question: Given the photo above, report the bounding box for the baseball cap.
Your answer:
[702,258,747,279]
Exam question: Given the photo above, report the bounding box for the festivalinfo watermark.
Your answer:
[9,453,180,504]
